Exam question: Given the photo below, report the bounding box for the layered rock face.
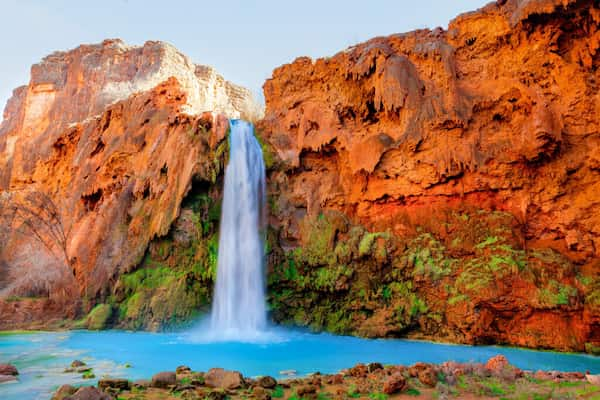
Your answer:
[261,0,599,351]
[0,40,259,328]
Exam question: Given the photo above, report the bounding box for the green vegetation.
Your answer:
[368,393,388,400]
[406,388,421,396]
[347,384,360,398]
[255,131,277,170]
[408,234,455,281]
[82,370,95,379]
[266,206,590,344]
[86,304,112,330]
[585,342,600,355]
[271,386,284,398]
[317,393,332,400]
[108,184,223,330]
[475,236,499,249]
[537,280,577,307]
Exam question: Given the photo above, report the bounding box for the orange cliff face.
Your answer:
[260,0,600,351]
[0,40,258,328]
[261,0,600,262]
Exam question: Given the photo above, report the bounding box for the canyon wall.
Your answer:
[259,0,600,352]
[0,40,258,328]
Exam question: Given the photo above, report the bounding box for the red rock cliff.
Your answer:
[260,0,599,352]
[0,40,258,327]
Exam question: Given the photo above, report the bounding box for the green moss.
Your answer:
[448,294,469,306]
[254,131,277,170]
[82,370,95,379]
[585,342,600,355]
[406,233,455,281]
[475,236,500,249]
[409,297,428,317]
[537,280,577,307]
[325,309,353,334]
[585,279,600,308]
[86,304,112,330]
[301,213,337,266]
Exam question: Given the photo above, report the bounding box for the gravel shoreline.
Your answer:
[43,355,600,399]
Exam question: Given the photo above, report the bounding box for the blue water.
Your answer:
[1,329,599,399]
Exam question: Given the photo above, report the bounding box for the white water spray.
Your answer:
[209,119,267,339]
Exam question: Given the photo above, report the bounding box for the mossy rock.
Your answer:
[86,304,113,330]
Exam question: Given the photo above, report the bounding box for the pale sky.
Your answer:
[0,0,489,111]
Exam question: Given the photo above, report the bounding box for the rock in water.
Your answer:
[70,360,86,368]
[0,375,18,384]
[51,385,77,400]
[0,364,18,376]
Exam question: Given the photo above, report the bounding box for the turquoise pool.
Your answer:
[1,329,599,399]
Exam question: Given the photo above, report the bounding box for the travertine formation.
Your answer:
[260,0,600,351]
[0,40,258,324]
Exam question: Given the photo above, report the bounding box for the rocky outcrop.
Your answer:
[260,0,600,352]
[0,40,258,327]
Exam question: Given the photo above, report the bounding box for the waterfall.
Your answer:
[209,119,267,339]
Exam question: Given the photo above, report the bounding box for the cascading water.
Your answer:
[209,119,267,339]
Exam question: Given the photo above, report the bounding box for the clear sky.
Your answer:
[1,0,489,111]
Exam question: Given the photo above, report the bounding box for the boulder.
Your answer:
[205,368,244,390]
[51,384,77,400]
[348,363,368,378]
[257,375,277,389]
[132,379,151,389]
[177,365,192,374]
[0,364,18,375]
[485,355,509,373]
[71,360,86,368]
[296,384,318,397]
[383,373,407,394]
[252,386,272,400]
[324,374,344,385]
[98,378,130,391]
[65,387,112,400]
[151,371,177,388]
[534,370,552,381]
[367,362,384,373]
[417,366,438,387]
[586,374,600,385]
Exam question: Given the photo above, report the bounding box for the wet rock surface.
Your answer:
[0,363,18,376]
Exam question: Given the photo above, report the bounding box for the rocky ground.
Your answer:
[44,356,600,400]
